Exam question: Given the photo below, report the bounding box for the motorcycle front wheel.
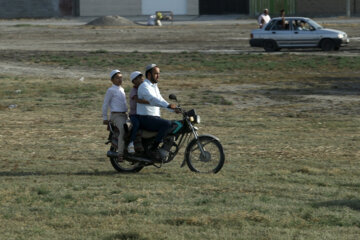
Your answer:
[109,146,144,173]
[185,135,225,173]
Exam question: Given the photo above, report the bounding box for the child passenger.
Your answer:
[127,71,149,153]
[102,69,128,162]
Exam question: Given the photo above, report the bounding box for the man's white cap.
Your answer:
[145,63,157,72]
[110,69,121,80]
[130,71,142,82]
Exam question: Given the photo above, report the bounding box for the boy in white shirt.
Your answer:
[102,70,128,162]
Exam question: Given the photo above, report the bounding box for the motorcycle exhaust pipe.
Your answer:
[107,151,118,158]
[107,151,153,164]
[127,155,153,164]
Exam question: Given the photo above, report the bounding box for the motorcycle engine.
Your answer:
[162,135,175,152]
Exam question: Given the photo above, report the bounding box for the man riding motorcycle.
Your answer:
[137,64,180,160]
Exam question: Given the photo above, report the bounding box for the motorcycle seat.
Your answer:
[122,121,157,139]
[139,121,180,139]
[141,130,158,139]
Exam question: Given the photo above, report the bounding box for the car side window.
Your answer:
[304,22,315,31]
[293,20,315,31]
[293,20,302,31]
[270,20,289,31]
[265,20,276,31]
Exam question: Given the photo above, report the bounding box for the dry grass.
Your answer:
[0,52,360,239]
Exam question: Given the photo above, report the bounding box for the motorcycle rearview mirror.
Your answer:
[169,94,177,101]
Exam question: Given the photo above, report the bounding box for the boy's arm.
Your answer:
[138,84,169,108]
[102,89,112,123]
[133,95,149,104]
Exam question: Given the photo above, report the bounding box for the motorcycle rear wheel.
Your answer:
[185,135,225,173]
[109,146,144,173]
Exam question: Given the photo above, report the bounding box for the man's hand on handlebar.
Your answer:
[168,104,181,114]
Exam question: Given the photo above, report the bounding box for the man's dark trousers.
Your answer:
[138,115,172,148]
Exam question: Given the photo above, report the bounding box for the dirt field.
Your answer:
[1,16,360,78]
[1,16,359,107]
[1,17,360,53]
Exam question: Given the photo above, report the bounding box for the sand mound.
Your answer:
[87,16,135,26]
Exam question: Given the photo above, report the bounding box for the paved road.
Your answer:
[1,15,360,26]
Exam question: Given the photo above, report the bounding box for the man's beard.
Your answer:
[150,74,158,83]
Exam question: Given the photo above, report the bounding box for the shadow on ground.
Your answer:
[0,170,169,177]
[313,199,360,211]
[0,170,119,177]
[261,77,360,96]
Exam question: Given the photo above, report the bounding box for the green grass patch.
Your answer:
[4,51,360,73]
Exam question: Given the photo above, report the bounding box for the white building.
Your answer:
[80,0,199,16]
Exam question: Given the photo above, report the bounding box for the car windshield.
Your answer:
[307,19,323,30]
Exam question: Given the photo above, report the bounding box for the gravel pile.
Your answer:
[87,16,135,26]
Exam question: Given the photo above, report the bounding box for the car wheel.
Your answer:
[321,39,335,51]
[264,40,278,52]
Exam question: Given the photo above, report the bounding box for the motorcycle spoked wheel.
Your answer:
[109,146,144,173]
[185,135,225,173]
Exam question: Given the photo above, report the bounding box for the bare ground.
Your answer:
[0,17,359,110]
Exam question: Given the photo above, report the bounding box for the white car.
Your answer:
[250,17,350,51]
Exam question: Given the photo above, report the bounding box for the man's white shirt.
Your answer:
[137,79,169,117]
[258,14,271,28]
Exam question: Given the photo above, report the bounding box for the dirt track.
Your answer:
[0,17,360,54]
[0,16,359,79]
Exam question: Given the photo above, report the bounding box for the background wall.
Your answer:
[80,0,198,16]
[80,0,141,16]
[200,0,249,14]
[0,0,60,18]
[0,0,358,19]
[249,0,295,16]
[296,0,360,16]
[187,0,199,15]
[142,0,186,15]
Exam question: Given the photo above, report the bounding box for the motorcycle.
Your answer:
[105,94,225,173]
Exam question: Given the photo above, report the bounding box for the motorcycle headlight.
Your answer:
[338,33,344,39]
[189,115,200,124]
